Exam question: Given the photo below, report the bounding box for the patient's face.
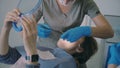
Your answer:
[57,37,85,54]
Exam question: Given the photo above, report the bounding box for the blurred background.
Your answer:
[0,0,120,68]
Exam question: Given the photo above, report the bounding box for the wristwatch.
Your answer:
[25,54,39,62]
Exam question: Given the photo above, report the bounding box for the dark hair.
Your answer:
[72,37,98,64]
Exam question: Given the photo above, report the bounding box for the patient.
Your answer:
[0,33,98,68]
[0,35,98,68]
[58,36,98,67]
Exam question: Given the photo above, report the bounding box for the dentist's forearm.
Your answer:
[91,26,114,39]
[0,27,10,55]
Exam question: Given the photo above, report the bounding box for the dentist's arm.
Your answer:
[60,14,114,42]
[91,14,114,39]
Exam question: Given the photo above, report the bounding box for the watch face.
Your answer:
[31,55,39,62]
[26,54,39,62]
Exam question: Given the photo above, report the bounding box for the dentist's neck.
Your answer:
[58,0,75,6]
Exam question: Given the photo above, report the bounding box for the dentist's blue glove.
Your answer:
[60,26,92,42]
[37,23,52,38]
[108,43,120,66]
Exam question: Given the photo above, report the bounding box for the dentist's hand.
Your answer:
[60,26,92,42]
[21,15,38,56]
[37,23,51,38]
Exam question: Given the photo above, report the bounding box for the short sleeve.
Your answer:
[84,0,101,18]
[0,47,21,64]
[33,0,43,22]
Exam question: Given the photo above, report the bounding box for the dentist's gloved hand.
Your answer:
[37,23,52,38]
[60,26,92,42]
[108,43,120,66]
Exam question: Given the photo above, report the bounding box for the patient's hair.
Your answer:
[72,37,98,64]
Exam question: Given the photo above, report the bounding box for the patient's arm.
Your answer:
[0,27,11,55]
[0,47,21,64]
[0,9,20,55]
[0,9,22,65]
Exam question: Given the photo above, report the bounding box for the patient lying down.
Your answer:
[8,37,97,68]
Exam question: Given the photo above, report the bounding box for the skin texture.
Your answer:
[56,0,74,14]
[91,14,114,39]
[21,15,38,65]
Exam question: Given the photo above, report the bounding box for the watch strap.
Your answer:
[26,63,40,68]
